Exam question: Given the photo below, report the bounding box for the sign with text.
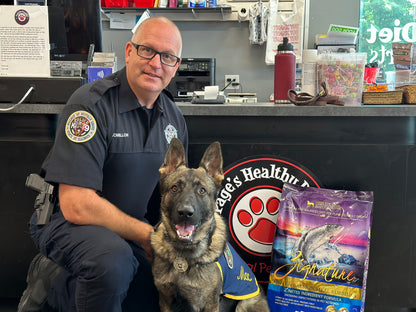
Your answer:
[216,156,322,285]
[359,0,416,73]
[265,0,305,65]
[0,5,50,77]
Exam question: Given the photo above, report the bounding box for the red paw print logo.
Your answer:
[230,187,280,256]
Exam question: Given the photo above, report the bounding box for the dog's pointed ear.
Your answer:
[199,141,224,187]
[159,138,186,176]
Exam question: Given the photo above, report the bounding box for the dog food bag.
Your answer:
[267,183,373,312]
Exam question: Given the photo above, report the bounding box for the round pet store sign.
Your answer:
[216,156,322,285]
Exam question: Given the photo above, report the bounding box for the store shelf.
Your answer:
[102,6,232,13]
[101,5,245,22]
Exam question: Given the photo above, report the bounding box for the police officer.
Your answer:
[18,16,188,312]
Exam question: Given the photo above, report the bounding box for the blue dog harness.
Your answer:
[216,243,260,300]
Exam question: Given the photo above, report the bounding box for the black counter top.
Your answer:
[178,102,416,117]
[0,104,65,115]
[2,102,416,117]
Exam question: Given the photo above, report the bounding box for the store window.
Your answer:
[359,0,416,72]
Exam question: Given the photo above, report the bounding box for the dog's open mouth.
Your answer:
[175,223,195,241]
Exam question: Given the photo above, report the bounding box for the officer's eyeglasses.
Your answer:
[130,43,180,67]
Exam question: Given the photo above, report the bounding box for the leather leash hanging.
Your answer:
[287,82,345,106]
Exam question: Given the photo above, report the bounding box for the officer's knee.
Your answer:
[81,243,139,292]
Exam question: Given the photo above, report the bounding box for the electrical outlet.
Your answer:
[224,74,240,90]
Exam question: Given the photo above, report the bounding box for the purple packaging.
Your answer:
[267,183,373,312]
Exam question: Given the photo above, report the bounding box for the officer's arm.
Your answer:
[58,183,154,259]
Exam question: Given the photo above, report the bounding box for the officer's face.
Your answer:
[125,19,181,103]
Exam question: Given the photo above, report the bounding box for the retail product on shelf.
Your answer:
[317,53,366,106]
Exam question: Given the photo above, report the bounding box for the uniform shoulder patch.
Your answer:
[65,110,97,143]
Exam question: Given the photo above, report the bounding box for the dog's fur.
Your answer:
[151,138,270,312]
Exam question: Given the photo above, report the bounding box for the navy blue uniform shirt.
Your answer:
[41,67,188,222]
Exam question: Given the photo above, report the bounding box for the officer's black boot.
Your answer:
[17,253,62,312]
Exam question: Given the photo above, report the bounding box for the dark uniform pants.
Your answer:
[29,211,160,312]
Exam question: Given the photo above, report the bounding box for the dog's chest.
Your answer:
[155,256,221,293]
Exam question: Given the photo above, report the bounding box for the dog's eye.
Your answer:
[199,187,206,195]
[171,185,179,193]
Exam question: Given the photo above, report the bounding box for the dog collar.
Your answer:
[173,257,188,272]
[172,256,219,273]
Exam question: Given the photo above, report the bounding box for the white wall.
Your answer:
[102,0,360,102]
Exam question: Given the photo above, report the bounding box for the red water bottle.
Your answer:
[274,37,296,103]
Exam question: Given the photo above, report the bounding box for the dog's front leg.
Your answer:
[201,300,219,312]
[157,289,175,312]
[159,298,173,312]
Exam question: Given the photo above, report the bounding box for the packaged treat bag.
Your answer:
[267,183,373,312]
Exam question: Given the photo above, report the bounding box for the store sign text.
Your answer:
[366,19,416,65]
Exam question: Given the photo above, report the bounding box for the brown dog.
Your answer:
[151,138,270,312]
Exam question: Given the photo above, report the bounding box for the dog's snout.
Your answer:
[178,205,194,218]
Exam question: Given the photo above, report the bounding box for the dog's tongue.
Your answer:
[175,224,195,237]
